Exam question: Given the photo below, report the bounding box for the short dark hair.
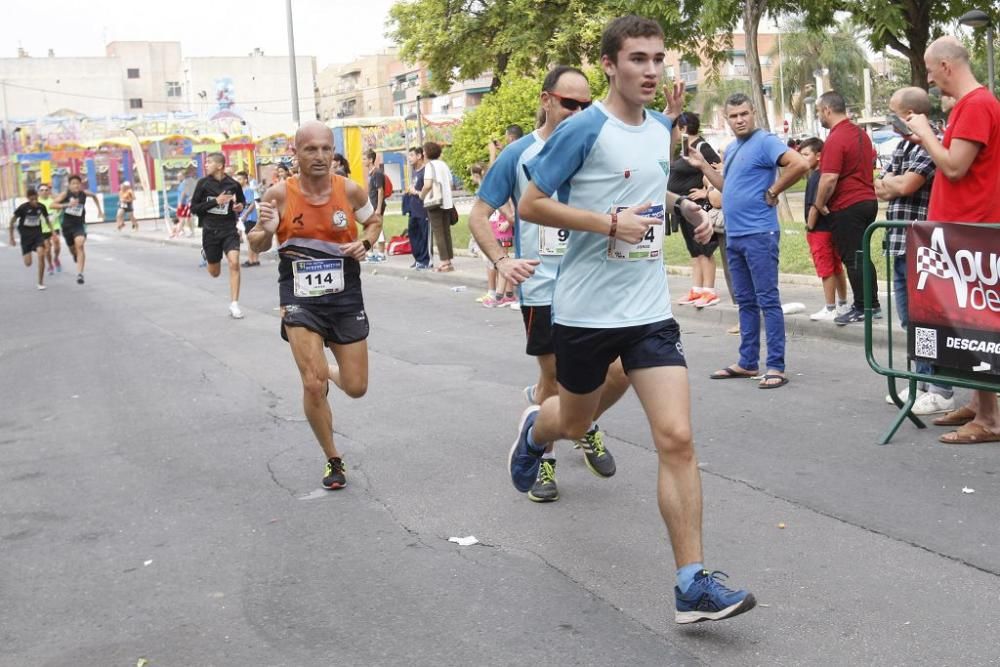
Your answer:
[68,174,82,183]
[724,93,753,110]
[542,65,587,93]
[26,187,37,197]
[364,149,377,162]
[799,137,824,154]
[469,163,485,177]
[423,141,442,160]
[818,91,847,114]
[235,170,248,179]
[207,152,225,166]
[505,124,524,140]
[600,15,664,64]
[678,111,700,135]
[408,146,424,157]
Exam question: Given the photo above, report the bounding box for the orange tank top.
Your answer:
[277,175,357,249]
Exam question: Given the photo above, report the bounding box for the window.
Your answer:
[129,98,143,109]
[127,68,140,79]
[166,81,182,97]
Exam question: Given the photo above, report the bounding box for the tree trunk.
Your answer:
[743,0,769,131]
[491,52,510,92]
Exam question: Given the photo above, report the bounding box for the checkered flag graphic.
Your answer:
[916,246,953,290]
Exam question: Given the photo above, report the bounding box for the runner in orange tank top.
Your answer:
[249,121,383,490]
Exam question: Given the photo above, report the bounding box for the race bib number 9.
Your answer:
[292,259,344,297]
[607,204,665,261]
[539,226,569,256]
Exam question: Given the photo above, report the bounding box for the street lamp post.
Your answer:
[414,95,425,146]
[286,0,301,124]
[960,9,995,94]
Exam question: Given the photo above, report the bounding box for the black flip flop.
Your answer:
[758,373,789,389]
[710,366,759,380]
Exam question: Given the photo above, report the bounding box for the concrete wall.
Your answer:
[0,56,126,120]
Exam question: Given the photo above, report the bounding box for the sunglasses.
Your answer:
[549,92,592,111]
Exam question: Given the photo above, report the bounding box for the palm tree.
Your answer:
[772,18,870,124]
[693,78,752,128]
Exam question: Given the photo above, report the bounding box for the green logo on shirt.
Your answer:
[658,160,670,175]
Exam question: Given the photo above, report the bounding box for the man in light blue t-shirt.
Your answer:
[688,93,808,389]
[470,65,631,504]
[511,15,757,625]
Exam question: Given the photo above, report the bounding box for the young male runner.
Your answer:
[190,153,247,318]
[37,184,62,274]
[9,187,50,289]
[49,175,103,285]
[470,65,632,503]
[250,121,382,490]
[514,15,757,623]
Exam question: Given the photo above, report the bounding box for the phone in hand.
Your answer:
[681,135,690,156]
[888,113,913,136]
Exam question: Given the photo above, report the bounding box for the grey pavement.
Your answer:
[2,226,998,666]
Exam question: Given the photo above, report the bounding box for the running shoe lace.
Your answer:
[701,570,737,595]
[538,461,555,484]
[577,430,606,458]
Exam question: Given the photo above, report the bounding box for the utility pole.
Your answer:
[286,0,301,124]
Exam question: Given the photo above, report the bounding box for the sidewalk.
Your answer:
[93,222,896,348]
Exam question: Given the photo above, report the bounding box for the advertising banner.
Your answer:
[907,222,1000,376]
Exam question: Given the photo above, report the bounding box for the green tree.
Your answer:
[693,78,751,122]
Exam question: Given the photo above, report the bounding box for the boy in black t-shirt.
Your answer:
[9,187,50,290]
[800,138,848,321]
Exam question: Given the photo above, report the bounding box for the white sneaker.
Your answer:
[836,303,853,317]
[523,384,537,405]
[911,392,956,416]
[508,300,521,310]
[810,307,837,321]
[229,302,245,319]
[36,284,47,291]
[885,386,926,404]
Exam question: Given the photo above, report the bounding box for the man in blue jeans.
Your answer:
[402,146,431,269]
[688,93,808,388]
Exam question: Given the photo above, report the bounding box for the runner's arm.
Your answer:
[86,191,104,218]
[342,179,382,262]
[247,184,284,253]
[518,183,656,245]
[49,192,68,209]
[469,198,538,285]
[189,181,220,216]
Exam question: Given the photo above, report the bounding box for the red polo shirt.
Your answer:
[820,118,876,211]
[928,86,1000,223]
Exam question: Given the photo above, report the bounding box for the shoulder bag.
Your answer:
[422,161,443,210]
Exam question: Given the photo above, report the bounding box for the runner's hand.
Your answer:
[614,202,657,244]
[233,202,245,214]
[496,257,539,286]
[678,198,713,244]
[340,241,367,262]
[258,200,279,233]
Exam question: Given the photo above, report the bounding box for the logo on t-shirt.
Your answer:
[658,160,670,176]
[332,210,348,229]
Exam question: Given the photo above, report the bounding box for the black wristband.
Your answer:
[493,255,509,269]
[362,239,372,251]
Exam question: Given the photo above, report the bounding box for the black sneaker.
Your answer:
[574,426,616,478]
[76,273,85,285]
[322,457,346,490]
[527,459,559,502]
[833,305,864,326]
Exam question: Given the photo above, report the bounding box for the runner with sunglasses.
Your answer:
[512,15,757,624]
[36,184,63,274]
[470,65,629,503]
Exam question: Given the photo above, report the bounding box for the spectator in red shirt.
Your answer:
[906,36,1000,444]
[811,91,879,326]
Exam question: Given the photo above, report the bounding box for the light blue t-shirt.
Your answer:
[524,101,674,328]
[721,130,788,237]
[477,131,558,306]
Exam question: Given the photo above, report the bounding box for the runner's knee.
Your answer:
[341,376,368,399]
[301,372,328,399]
[653,422,694,459]
[560,413,592,441]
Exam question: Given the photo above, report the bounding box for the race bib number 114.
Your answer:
[292,259,345,297]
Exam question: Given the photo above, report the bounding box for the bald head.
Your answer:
[926,37,970,65]
[294,120,334,148]
[890,87,931,115]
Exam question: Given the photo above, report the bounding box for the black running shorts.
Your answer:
[202,226,241,264]
[554,318,686,394]
[281,303,370,346]
[521,304,555,357]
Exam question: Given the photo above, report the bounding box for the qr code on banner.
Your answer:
[915,327,938,359]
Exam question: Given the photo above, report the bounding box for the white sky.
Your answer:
[6,0,396,68]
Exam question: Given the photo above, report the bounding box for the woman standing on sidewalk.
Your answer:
[421,141,456,272]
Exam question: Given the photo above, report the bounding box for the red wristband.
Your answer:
[609,212,618,238]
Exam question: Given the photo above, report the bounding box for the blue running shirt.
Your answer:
[477,131,559,306]
[524,101,674,328]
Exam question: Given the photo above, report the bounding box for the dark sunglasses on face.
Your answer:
[550,92,592,111]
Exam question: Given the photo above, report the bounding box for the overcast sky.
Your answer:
[6,0,396,68]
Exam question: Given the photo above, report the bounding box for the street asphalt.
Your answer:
[1,224,998,666]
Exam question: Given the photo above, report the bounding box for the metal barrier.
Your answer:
[862,221,1000,444]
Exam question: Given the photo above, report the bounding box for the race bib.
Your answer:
[607,204,665,261]
[539,225,569,256]
[292,259,344,297]
[208,201,230,215]
[65,203,84,217]
[24,214,41,227]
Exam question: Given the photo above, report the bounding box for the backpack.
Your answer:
[383,172,394,199]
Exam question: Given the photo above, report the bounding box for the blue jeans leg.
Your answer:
[408,215,430,266]
[893,256,951,397]
[743,231,785,372]
[726,235,761,371]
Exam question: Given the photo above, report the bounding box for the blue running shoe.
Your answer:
[674,570,756,624]
[509,406,547,492]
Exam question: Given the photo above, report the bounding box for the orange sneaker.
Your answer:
[678,289,701,305]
